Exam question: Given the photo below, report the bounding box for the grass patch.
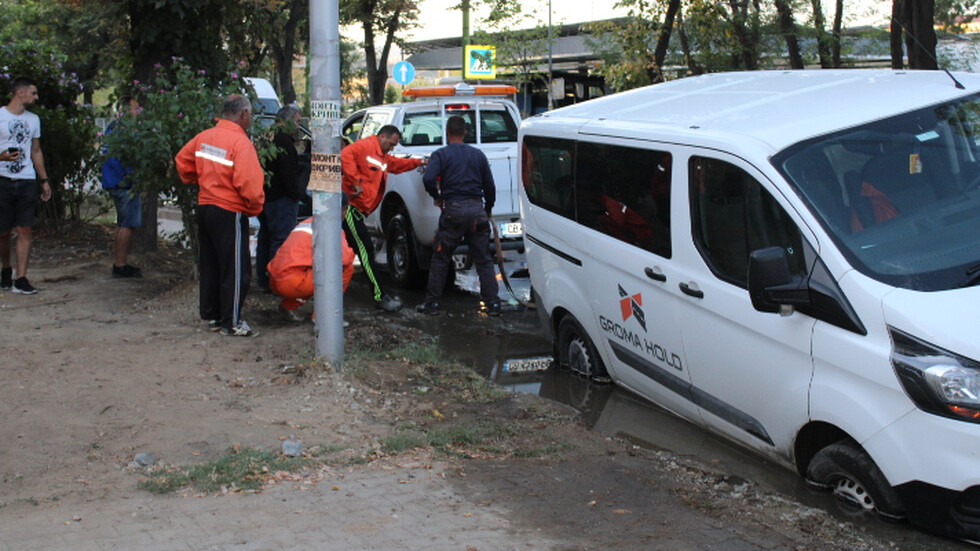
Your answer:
[422,362,512,404]
[137,447,312,494]
[381,420,519,457]
[512,441,576,459]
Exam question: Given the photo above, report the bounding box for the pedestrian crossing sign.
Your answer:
[464,45,496,79]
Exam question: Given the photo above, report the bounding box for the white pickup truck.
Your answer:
[340,82,524,288]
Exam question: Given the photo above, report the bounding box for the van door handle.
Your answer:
[679,282,704,299]
[644,267,667,282]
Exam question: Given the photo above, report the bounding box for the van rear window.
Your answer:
[522,136,672,258]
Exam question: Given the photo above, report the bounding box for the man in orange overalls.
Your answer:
[267,213,354,318]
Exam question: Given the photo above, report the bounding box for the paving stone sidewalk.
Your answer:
[0,464,559,551]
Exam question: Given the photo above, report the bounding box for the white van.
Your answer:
[244,77,281,116]
[520,70,980,540]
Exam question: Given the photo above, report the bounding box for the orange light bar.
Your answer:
[403,83,518,98]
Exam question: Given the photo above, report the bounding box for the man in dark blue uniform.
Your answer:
[416,115,500,316]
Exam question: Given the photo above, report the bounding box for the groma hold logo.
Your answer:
[618,285,646,331]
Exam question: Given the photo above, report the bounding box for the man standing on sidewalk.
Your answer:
[0,77,52,295]
[416,116,500,316]
[341,125,424,312]
[175,95,265,337]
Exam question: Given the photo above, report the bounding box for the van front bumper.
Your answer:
[895,481,980,541]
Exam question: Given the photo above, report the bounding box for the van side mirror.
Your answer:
[748,247,811,313]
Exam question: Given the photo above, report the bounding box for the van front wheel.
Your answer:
[557,316,610,383]
[805,440,905,520]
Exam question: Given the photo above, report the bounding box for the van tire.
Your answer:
[386,211,425,289]
[805,440,906,520]
[557,316,611,383]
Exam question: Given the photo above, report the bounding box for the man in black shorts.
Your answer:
[0,77,52,295]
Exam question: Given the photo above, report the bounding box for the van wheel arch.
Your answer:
[805,439,906,520]
[556,315,611,383]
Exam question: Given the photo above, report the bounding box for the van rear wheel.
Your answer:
[805,440,905,520]
[557,316,610,383]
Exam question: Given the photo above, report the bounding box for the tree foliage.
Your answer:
[102,60,276,255]
[0,40,98,226]
[341,0,421,105]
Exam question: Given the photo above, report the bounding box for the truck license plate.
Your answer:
[500,221,523,238]
[503,356,552,373]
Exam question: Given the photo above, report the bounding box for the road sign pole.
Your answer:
[309,0,344,367]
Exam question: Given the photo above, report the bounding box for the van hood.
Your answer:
[881,287,980,360]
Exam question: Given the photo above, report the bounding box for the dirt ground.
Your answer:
[0,222,955,549]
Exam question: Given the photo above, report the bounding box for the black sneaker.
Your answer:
[416,301,440,316]
[112,264,143,278]
[207,319,221,332]
[0,267,11,290]
[220,320,259,337]
[485,301,502,317]
[12,277,37,295]
[375,294,402,312]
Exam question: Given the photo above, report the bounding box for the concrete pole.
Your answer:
[309,0,344,366]
[547,0,554,111]
[462,0,470,75]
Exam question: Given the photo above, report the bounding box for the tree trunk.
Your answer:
[136,191,158,252]
[775,0,804,69]
[905,0,938,69]
[811,0,832,68]
[676,8,703,76]
[891,0,907,69]
[649,0,681,83]
[831,0,844,67]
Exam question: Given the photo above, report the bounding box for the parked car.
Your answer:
[341,82,524,288]
[520,69,980,541]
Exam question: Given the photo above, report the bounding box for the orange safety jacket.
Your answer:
[175,119,265,216]
[268,218,354,310]
[342,135,423,215]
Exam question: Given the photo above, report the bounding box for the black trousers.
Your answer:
[197,204,251,329]
[425,198,498,305]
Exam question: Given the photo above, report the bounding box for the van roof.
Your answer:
[529,70,980,153]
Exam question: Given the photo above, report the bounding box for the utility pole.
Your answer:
[309,0,344,366]
[547,0,554,111]
[461,0,470,75]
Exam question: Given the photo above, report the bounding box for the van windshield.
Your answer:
[774,93,980,291]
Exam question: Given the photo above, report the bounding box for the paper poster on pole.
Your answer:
[308,152,342,192]
[464,45,496,79]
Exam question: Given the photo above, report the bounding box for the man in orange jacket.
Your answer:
[341,125,424,312]
[175,94,265,337]
[267,216,354,317]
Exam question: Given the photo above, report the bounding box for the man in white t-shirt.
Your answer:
[0,77,51,295]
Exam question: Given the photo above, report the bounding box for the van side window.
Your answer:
[575,142,672,258]
[690,157,805,287]
[521,136,577,220]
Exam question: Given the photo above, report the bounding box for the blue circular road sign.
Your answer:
[393,61,416,85]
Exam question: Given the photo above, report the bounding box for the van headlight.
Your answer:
[891,327,980,423]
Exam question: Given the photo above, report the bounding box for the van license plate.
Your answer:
[500,222,523,238]
[503,357,552,373]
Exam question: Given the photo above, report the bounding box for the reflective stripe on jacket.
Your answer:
[341,135,422,215]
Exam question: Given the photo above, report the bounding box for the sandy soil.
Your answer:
[0,221,954,550]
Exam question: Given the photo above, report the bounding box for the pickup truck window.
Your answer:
[401,109,518,147]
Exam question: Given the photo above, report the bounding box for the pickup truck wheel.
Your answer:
[386,212,425,289]
[557,316,611,383]
[805,440,905,520]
